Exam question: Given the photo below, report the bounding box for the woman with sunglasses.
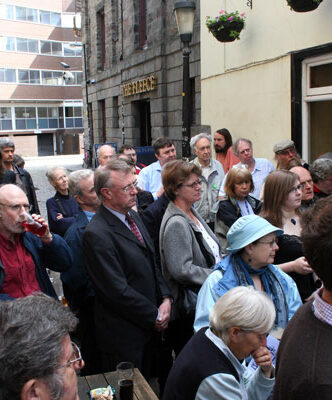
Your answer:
[194,215,301,332]
[215,165,262,251]
[160,160,222,354]
[261,170,316,301]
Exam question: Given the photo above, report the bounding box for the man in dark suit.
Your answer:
[83,159,172,378]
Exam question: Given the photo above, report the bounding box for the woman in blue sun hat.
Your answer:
[194,214,302,332]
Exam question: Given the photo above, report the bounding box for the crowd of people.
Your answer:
[1,132,332,400]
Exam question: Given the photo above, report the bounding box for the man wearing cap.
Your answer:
[290,166,315,210]
[273,140,307,170]
[194,214,301,332]
[310,158,332,199]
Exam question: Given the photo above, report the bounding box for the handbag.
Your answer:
[177,285,200,318]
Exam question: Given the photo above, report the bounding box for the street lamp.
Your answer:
[174,0,195,159]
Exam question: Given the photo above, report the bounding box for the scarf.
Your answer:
[214,254,289,328]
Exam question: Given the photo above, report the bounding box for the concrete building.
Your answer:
[201,0,332,163]
[82,0,205,157]
[0,0,83,156]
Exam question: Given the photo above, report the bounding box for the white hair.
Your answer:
[209,286,276,342]
[45,166,67,184]
[68,169,94,196]
[190,133,211,152]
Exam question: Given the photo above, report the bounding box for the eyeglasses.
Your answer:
[121,180,138,193]
[257,238,278,247]
[60,342,83,369]
[181,178,202,189]
[0,203,30,212]
[289,184,303,194]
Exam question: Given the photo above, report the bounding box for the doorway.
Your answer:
[132,100,151,146]
[37,133,54,156]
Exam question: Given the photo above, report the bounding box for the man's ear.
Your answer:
[21,379,49,400]
[100,187,112,200]
[74,194,84,206]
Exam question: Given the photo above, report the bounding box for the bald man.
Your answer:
[290,166,315,210]
[0,184,72,300]
[97,145,115,166]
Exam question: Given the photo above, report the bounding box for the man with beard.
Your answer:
[214,128,239,173]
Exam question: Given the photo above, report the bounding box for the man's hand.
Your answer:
[31,214,53,244]
[251,346,274,378]
[154,297,172,332]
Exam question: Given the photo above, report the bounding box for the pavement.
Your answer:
[24,154,84,297]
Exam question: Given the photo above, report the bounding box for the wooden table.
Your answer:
[78,368,158,400]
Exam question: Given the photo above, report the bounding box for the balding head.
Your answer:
[290,166,314,202]
[0,184,29,239]
[97,145,115,166]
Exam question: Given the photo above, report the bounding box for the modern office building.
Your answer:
[0,0,83,156]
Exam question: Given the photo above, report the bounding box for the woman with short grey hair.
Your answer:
[46,166,80,236]
[163,286,276,400]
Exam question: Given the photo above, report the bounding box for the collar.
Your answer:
[0,231,21,249]
[103,205,127,224]
[313,288,332,326]
[83,210,96,222]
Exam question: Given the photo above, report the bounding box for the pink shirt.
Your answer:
[215,147,240,173]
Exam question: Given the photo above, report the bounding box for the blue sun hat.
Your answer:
[226,215,283,254]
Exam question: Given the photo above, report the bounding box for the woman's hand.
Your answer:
[251,346,274,378]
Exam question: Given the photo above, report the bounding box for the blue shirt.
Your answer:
[137,161,162,200]
[219,158,275,199]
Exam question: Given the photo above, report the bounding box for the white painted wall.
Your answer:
[201,0,332,161]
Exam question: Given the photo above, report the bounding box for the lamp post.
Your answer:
[174,0,195,159]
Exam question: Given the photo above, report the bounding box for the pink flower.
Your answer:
[240,12,246,17]
[219,9,225,14]
[228,16,234,21]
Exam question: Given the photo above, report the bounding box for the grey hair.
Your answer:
[233,138,253,157]
[0,137,15,151]
[310,158,332,183]
[96,144,115,159]
[94,158,132,198]
[0,293,78,400]
[45,166,67,184]
[68,169,94,197]
[190,133,211,152]
[209,286,276,343]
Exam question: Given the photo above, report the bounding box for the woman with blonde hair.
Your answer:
[215,165,262,251]
[260,170,316,301]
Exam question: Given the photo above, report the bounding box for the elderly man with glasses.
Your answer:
[0,184,72,301]
[83,159,172,380]
[0,293,84,400]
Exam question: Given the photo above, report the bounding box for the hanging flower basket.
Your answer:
[206,10,246,43]
[287,0,323,12]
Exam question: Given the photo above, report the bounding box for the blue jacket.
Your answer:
[0,232,72,301]
[194,254,302,332]
[62,210,95,310]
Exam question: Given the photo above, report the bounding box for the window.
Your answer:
[0,68,16,82]
[0,4,14,19]
[139,0,147,49]
[16,6,38,23]
[65,106,83,128]
[0,107,12,130]
[97,9,106,70]
[40,40,61,56]
[41,71,63,85]
[40,10,61,26]
[63,43,82,57]
[0,36,15,51]
[18,69,40,84]
[15,107,37,130]
[38,107,60,129]
[17,38,39,53]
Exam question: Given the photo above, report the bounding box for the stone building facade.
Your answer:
[82,0,205,157]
